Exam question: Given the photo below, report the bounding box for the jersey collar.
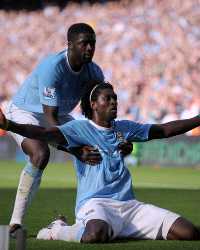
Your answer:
[89,120,112,131]
[65,50,83,75]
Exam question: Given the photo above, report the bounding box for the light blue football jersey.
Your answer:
[58,119,151,214]
[12,50,104,114]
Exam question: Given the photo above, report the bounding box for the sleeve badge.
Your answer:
[43,87,56,99]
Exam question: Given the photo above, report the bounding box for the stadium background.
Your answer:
[0,0,199,166]
[0,1,200,250]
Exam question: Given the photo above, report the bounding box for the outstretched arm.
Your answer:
[149,115,200,140]
[0,109,102,164]
[0,108,66,146]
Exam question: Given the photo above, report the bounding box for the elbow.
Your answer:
[163,131,169,138]
[162,128,173,138]
[149,125,173,139]
[155,125,170,138]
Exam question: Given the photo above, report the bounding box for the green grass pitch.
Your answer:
[0,160,200,250]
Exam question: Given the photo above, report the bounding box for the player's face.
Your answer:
[71,33,96,64]
[93,88,118,122]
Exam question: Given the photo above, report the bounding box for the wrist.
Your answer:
[3,119,10,130]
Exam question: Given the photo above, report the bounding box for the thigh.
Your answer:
[76,199,110,226]
[5,103,42,148]
[120,200,180,240]
[22,138,49,157]
[76,198,123,239]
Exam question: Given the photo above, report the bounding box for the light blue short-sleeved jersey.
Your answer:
[12,50,104,114]
[58,119,151,214]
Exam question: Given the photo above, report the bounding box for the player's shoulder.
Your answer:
[89,61,101,68]
[113,119,141,131]
[87,61,104,77]
[38,50,66,69]
[113,119,136,127]
[63,119,89,127]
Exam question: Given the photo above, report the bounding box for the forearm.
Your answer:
[149,115,200,140]
[45,115,59,126]
[161,115,200,138]
[43,105,60,126]
[7,120,49,141]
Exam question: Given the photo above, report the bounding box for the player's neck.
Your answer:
[91,117,112,128]
[67,51,83,72]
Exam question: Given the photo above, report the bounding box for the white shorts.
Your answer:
[76,198,180,240]
[4,101,74,148]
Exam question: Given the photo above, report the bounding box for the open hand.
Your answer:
[118,141,133,157]
[70,145,102,165]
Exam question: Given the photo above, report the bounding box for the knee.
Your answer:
[167,217,200,241]
[182,226,200,241]
[30,147,50,169]
[82,229,109,243]
[81,220,110,243]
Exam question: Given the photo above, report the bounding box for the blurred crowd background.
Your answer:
[0,0,200,136]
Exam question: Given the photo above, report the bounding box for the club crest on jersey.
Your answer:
[43,87,56,99]
[116,131,125,142]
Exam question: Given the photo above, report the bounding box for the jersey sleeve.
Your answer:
[57,121,90,148]
[38,60,60,107]
[115,120,152,142]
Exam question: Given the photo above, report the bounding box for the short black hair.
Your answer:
[80,80,113,119]
[67,23,95,42]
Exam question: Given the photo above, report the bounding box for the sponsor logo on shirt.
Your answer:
[85,209,95,216]
[43,87,56,99]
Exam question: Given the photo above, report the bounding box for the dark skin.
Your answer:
[42,32,132,164]
[0,88,199,242]
[41,32,97,166]
[68,33,96,71]
[43,32,96,124]
[19,32,99,178]
[9,31,108,230]
[84,89,200,242]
